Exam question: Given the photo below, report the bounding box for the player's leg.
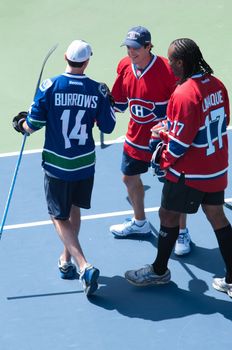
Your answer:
[110,152,151,238]
[174,213,192,256]
[202,194,232,298]
[52,208,87,270]
[44,174,99,295]
[58,203,82,266]
[123,174,145,220]
[125,178,201,286]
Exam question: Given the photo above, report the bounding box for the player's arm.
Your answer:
[95,83,116,134]
[111,59,129,113]
[160,95,201,169]
[12,79,51,135]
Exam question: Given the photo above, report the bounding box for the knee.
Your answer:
[123,175,141,189]
[202,205,229,229]
[159,207,180,227]
[122,175,130,187]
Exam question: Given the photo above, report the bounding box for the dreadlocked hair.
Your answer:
[171,38,213,83]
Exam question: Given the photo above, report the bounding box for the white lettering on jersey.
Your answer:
[54,93,98,108]
[202,90,223,112]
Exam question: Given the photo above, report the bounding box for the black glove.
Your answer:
[12,111,27,134]
[99,83,115,107]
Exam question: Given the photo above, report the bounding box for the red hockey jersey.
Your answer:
[159,73,230,192]
[111,55,177,162]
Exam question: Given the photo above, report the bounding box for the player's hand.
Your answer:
[149,121,168,153]
[151,142,167,180]
[99,83,115,107]
[12,111,27,134]
[150,121,168,138]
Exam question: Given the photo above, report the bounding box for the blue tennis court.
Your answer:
[0,133,232,350]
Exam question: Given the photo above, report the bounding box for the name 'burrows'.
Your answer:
[202,90,224,112]
[54,93,98,108]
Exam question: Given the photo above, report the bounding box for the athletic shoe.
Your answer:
[110,218,152,238]
[212,277,232,298]
[125,264,171,286]
[174,229,191,256]
[58,259,77,280]
[80,264,100,296]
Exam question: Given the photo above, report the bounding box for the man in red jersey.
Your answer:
[110,26,191,256]
[125,38,232,299]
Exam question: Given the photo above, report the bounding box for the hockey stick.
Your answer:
[0,43,58,239]
[100,131,104,148]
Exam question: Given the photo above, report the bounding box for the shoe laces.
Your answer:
[135,265,153,277]
[177,234,185,244]
[59,260,73,270]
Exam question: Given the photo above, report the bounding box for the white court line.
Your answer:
[3,197,232,231]
[1,131,232,231]
[3,207,159,231]
[1,127,232,157]
[0,137,125,158]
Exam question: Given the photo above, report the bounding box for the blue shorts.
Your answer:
[44,173,94,220]
[161,175,225,214]
[121,151,150,176]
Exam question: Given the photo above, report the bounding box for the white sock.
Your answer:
[179,228,188,235]
[134,218,146,226]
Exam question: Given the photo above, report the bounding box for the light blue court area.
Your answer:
[0,136,232,350]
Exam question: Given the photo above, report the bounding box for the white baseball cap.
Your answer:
[66,40,92,63]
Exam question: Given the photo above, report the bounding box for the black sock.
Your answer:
[214,224,232,283]
[152,225,179,275]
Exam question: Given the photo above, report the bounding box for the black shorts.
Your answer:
[121,151,150,176]
[44,173,94,220]
[161,175,225,214]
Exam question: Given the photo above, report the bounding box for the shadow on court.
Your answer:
[89,275,232,322]
[113,222,226,278]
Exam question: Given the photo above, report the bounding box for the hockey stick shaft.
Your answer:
[0,133,27,238]
[100,131,104,148]
[0,44,58,239]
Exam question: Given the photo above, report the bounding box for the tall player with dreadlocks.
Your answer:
[125,38,232,298]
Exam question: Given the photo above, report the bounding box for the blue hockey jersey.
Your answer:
[26,73,116,180]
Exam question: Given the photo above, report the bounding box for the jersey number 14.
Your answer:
[61,109,88,149]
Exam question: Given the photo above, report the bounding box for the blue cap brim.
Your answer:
[120,39,142,49]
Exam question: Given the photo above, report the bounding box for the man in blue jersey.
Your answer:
[12,39,116,297]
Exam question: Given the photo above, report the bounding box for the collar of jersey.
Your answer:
[62,73,87,79]
[132,54,157,79]
[191,72,205,79]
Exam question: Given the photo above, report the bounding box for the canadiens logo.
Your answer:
[129,99,158,124]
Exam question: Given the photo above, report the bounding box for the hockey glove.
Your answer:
[99,83,115,107]
[151,142,167,181]
[12,111,27,134]
[149,121,167,153]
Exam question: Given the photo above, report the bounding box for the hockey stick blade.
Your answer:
[34,43,58,95]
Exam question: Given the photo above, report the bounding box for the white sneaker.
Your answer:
[125,264,171,286]
[174,229,191,256]
[110,218,151,238]
[212,277,232,298]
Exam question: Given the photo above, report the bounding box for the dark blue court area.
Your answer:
[0,134,232,350]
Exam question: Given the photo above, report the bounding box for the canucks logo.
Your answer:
[40,78,53,92]
[98,83,110,98]
[129,99,167,124]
